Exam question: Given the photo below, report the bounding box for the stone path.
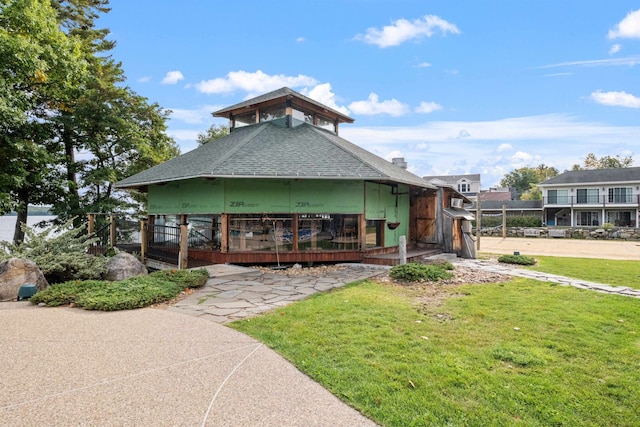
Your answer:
[454,258,640,298]
[168,264,388,323]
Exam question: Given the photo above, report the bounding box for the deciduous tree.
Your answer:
[197,123,230,145]
[500,164,558,200]
[572,153,634,170]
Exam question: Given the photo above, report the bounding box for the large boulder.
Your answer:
[0,258,49,301]
[105,252,147,281]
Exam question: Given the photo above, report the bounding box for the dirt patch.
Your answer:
[252,264,349,277]
[377,264,513,321]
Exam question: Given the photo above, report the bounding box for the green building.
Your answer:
[116,88,474,268]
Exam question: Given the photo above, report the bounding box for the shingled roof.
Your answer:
[538,167,640,186]
[116,121,435,191]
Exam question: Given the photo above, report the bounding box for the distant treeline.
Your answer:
[4,206,52,216]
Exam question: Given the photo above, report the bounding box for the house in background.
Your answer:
[481,186,517,202]
[116,87,476,268]
[424,174,480,202]
[537,167,640,227]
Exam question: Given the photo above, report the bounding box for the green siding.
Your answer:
[364,182,410,246]
[148,179,224,214]
[148,178,364,214]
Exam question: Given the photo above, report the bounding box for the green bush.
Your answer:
[0,218,107,283]
[474,216,543,228]
[389,262,454,282]
[30,269,210,310]
[602,222,614,230]
[498,254,536,265]
[151,268,209,288]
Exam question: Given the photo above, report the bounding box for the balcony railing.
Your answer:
[544,195,640,206]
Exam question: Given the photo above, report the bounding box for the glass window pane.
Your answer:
[228,214,292,252]
[259,105,286,122]
[317,115,334,132]
[234,112,256,127]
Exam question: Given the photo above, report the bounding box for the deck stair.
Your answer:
[363,247,443,266]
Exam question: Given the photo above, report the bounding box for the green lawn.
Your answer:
[231,267,640,426]
[527,256,640,287]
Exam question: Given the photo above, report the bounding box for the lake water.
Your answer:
[0,216,57,243]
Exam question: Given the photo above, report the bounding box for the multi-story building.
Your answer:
[538,167,640,227]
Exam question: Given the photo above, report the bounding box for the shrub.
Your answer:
[602,222,614,230]
[0,218,107,283]
[473,216,543,228]
[150,268,209,288]
[389,262,454,282]
[30,269,210,310]
[498,254,536,265]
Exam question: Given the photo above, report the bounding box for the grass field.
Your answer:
[231,259,640,426]
[528,256,640,287]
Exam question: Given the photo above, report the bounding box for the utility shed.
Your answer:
[116,87,472,268]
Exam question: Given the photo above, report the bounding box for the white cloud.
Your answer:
[590,90,640,108]
[348,93,409,116]
[169,105,224,124]
[339,113,640,187]
[511,151,538,165]
[384,150,405,162]
[540,56,640,68]
[608,9,640,39]
[161,71,184,85]
[415,101,442,114]
[496,143,512,152]
[543,72,572,77]
[296,37,305,43]
[355,15,460,48]
[609,43,622,55]
[138,76,151,83]
[300,83,350,115]
[167,129,201,141]
[415,62,432,68]
[194,70,317,95]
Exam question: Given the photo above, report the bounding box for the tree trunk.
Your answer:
[62,117,80,227]
[13,190,29,244]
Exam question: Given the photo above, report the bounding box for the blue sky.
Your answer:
[99,1,640,187]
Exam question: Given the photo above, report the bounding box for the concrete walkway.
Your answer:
[0,264,385,427]
[0,301,378,427]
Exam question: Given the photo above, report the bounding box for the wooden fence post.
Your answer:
[109,214,116,248]
[502,204,507,238]
[179,214,188,270]
[476,196,481,251]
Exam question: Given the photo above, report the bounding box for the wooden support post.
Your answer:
[140,219,147,263]
[359,214,366,250]
[109,214,116,248]
[179,214,188,270]
[220,214,228,253]
[292,214,299,252]
[87,214,95,236]
[502,204,507,238]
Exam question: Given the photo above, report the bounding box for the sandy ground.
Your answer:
[477,236,640,260]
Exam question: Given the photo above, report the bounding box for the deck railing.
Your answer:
[544,194,640,206]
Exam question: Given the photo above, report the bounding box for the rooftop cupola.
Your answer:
[212,87,354,135]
